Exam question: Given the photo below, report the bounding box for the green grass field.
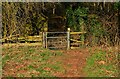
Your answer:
[2,45,65,77]
[84,47,118,77]
[2,44,118,77]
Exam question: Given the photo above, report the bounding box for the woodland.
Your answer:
[2,2,120,46]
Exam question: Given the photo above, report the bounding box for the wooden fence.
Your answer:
[1,32,43,46]
[70,31,86,49]
[1,29,86,49]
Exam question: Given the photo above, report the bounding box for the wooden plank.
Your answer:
[26,38,42,42]
[18,37,25,40]
[71,43,82,45]
[70,39,83,43]
[70,47,80,49]
[26,35,42,42]
[70,32,86,34]
[27,36,42,39]
[32,35,42,38]
[2,35,43,42]
[2,43,42,47]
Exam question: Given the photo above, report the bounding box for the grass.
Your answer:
[2,45,64,77]
[2,44,118,77]
[84,48,118,77]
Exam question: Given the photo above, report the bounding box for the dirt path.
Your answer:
[54,49,89,77]
[2,44,90,77]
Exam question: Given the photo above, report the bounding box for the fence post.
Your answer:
[46,32,48,49]
[42,32,45,48]
[67,28,70,50]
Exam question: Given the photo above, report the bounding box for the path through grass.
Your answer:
[2,44,118,77]
[2,45,64,77]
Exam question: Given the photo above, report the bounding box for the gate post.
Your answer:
[67,28,70,50]
[44,27,48,48]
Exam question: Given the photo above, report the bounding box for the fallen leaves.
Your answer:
[98,61,106,65]
[44,67,51,71]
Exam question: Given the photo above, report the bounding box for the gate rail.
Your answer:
[43,32,69,49]
[43,28,86,49]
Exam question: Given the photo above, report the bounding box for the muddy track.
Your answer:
[53,49,89,77]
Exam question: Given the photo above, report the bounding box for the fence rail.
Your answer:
[70,32,86,34]
[1,35,43,43]
[1,28,86,49]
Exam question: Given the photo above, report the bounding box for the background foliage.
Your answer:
[2,2,120,46]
